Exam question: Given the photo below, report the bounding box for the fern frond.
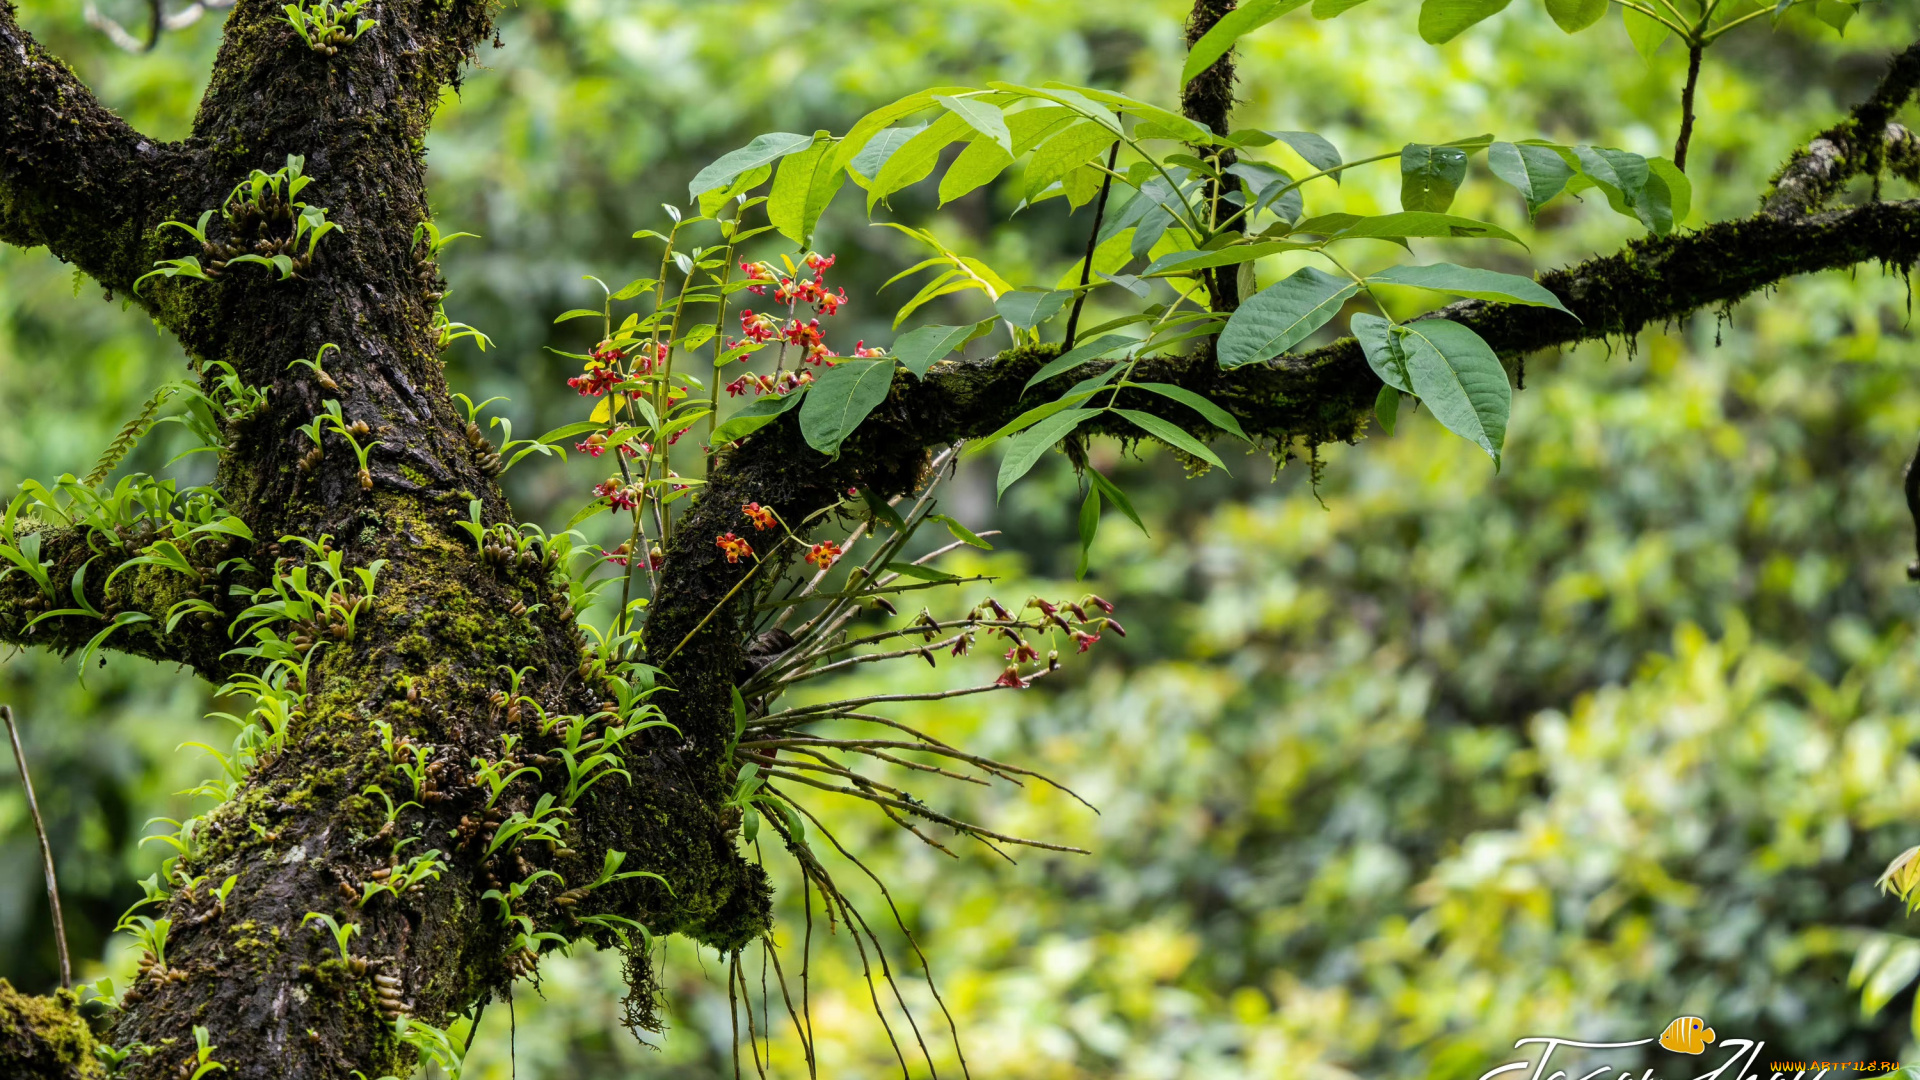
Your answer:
[86,385,177,487]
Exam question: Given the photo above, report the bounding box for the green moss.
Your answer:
[0,981,102,1080]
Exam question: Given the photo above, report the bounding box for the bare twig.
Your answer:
[1674,40,1703,172]
[3,705,70,988]
[84,0,232,53]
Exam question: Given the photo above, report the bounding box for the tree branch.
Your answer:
[0,0,185,296]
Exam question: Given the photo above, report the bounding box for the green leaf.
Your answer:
[1113,409,1228,472]
[1181,0,1312,87]
[553,309,603,324]
[869,113,973,208]
[887,562,961,582]
[1085,469,1145,534]
[1023,335,1134,394]
[1367,262,1574,315]
[834,87,975,174]
[1217,266,1359,368]
[893,323,983,378]
[995,290,1072,329]
[1351,312,1412,392]
[1418,0,1514,43]
[688,133,813,201]
[940,139,1016,205]
[710,390,805,445]
[1645,157,1691,235]
[1076,485,1100,580]
[848,123,929,188]
[768,135,847,246]
[935,94,1013,154]
[1544,0,1608,32]
[1296,211,1523,245]
[929,514,994,549]
[799,359,897,458]
[997,409,1094,498]
[1396,319,1511,465]
[1312,0,1373,16]
[1140,241,1311,280]
[1119,382,1250,440]
[1486,141,1573,217]
[1374,383,1401,434]
[1023,121,1120,203]
[1814,0,1856,32]
[1623,5,1669,58]
[1400,143,1470,213]
[860,487,908,532]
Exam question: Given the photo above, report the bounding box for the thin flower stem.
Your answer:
[3,705,69,988]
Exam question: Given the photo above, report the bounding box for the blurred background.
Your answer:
[5,0,1920,1076]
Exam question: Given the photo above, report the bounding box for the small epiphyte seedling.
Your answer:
[135,156,341,292]
[284,0,375,55]
[410,221,478,302]
[289,343,342,392]
[303,911,364,971]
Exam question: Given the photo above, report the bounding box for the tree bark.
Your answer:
[0,3,1916,1077]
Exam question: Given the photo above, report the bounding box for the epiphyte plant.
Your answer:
[284,0,376,56]
[135,156,342,292]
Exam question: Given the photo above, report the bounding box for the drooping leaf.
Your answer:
[1622,5,1669,58]
[688,133,813,201]
[1113,409,1229,471]
[1644,157,1692,235]
[1486,141,1574,216]
[1351,312,1412,392]
[1367,262,1575,315]
[869,112,974,209]
[834,87,975,174]
[1217,266,1360,367]
[1266,130,1345,179]
[1120,381,1251,440]
[768,135,847,246]
[1225,162,1303,222]
[1400,143,1470,212]
[1396,319,1511,465]
[709,390,805,446]
[1418,0,1514,43]
[995,290,1073,329]
[847,123,930,188]
[799,359,897,457]
[1061,165,1106,209]
[997,408,1094,498]
[1181,0,1313,87]
[892,323,984,378]
[1076,485,1100,579]
[940,139,1016,204]
[1374,383,1401,434]
[1544,0,1608,32]
[1086,468,1146,534]
[935,94,1014,154]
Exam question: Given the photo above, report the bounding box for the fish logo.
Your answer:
[1659,1016,1716,1055]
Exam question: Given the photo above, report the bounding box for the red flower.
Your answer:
[607,540,633,567]
[805,540,842,569]
[593,478,638,511]
[716,532,754,564]
[726,376,751,397]
[567,363,619,396]
[742,502,777,531]
[741,310,779,344]
[816,287,849,316]
[804,253,835,274]
[852,341,886,358]
[649,547,665,571]
[575,432,608,458]
[994,665,1029,690]
[1004,639,1039,664]
[949,632,973,657]
[1071,630,1101,653]
[1086,594,1115,614]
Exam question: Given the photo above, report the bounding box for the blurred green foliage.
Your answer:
[5,0,1920,1076]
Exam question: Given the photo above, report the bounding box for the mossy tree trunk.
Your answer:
[0,1,1917,1076]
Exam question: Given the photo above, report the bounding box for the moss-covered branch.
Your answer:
[0,0,187,297]
[0,981,101,1080]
